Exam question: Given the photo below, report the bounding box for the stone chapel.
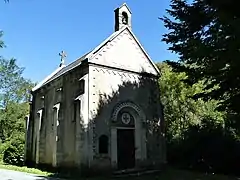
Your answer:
[25,3,166,173]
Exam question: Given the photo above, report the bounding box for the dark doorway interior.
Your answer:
[117,128,135,169]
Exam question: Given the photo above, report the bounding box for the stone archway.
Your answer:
[111,101,146,123]
[110,101,147,169]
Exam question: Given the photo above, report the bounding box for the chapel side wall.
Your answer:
[43,86,56,165]
[30,91,44,165]
[60,65,89,168]
[30,77,65,168]
[31,93,38,164]
[29,65,90,169]
[59,73,75,167]
[32,80,61,166]
[25,97,34,165]
[88,65,164,170]
[26,94,37,165]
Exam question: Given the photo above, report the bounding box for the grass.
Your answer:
[0,163,52,176]
[0,164,239,180]
[47,167,240,180]
[155,167,239,180]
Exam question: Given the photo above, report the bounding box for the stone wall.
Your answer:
[60,65,89,167]
[27,62,165,172]
[28,64,90,169]
[88,64,165,170]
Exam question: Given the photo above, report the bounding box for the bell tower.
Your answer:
[114,3,132,31]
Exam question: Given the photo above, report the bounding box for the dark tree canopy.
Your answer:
[161,0,240,122]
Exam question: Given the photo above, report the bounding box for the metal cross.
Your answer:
[59,50,67,67]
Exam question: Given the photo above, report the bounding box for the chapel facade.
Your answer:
[25,3,166,173]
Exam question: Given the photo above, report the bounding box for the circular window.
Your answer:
[121,112,131,124]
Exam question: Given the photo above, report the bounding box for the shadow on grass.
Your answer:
[167,118,240,177]
[34,166,240,180]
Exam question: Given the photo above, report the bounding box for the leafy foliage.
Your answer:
[158,62,240,175]
[3,135,25,166]
[0,32,34,166]
[172,120,240,175]
[157,62,224,141]
[0,58,33,143]
[160,0,240,174]
[0,58,32,106]
[161,0,240,128]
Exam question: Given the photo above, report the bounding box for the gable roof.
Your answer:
[87,26,160,75]
[32,26,159,92]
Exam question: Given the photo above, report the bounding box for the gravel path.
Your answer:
[0,169,59,180]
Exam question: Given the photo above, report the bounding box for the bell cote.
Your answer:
[114,3,132,31]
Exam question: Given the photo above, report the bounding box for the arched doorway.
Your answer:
[111,102,146,170]
[116,109,135,169]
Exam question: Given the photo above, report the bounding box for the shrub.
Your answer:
[2,135,25,166]
[167,119,240,175]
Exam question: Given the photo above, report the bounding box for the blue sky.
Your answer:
[0,0,177,83]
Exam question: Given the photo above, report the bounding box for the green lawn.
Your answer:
[0,163,51,176]
[0,164,238,180]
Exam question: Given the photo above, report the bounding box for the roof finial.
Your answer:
[59,50,67,67]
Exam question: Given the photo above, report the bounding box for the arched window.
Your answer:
[122,12,128,25]
[99,135,108,154]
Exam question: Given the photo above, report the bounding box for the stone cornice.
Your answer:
[88,62,159,79]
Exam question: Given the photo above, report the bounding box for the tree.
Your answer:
[0,33,33,141]
[161,0,240,129]
[0,30,34,165]
[0,58,33,142]
[157,62,240,174]
[157,62,224,141]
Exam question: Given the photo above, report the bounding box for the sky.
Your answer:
[0,0,177,83]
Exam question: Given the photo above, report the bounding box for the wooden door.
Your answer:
[117,129,135,169]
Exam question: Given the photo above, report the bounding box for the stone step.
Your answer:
[113,168,161,177]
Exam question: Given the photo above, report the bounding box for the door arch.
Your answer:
[110,101,146,169]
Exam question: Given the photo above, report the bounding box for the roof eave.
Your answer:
[31,65,66,92]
